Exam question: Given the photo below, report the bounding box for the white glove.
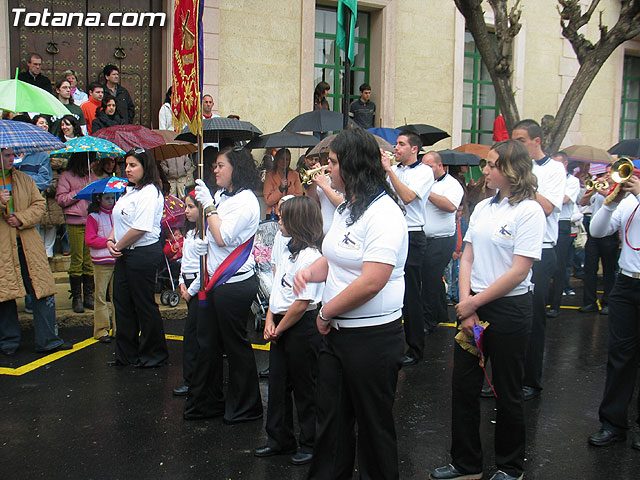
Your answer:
[194,179,214,209]
[194,237,209,256]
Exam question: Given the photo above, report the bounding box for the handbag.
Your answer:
[573,221,587,250]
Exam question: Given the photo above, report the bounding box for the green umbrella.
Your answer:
[0,69,69,117]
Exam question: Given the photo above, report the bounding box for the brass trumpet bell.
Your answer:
[585,178,609,192]
[610,157,637,184]
[299,165,330,185]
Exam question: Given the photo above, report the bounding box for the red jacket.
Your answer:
[81,96,101,135]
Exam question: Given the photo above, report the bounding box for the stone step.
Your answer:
[49,254,71,273]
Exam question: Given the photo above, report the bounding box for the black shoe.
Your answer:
[258,367,270,378]
[480,385,495,398]
[599,305,609,315]
[631,424,640,451]
[36,342,73,353]
[402,355,419,366]
[107,359,127,367]
[579,304,598,313]
[1,347,18,357]
[98,335,111,344]
[429,464,482,480]
[223,413,263,425]
[588,428,626,447]
[183,406,224,420]
[522,386,541,401]
[546,308,559,318]
[489,471,523,480]
[173,385,189,396]
[289,451,313,465]
[254,445,296,457]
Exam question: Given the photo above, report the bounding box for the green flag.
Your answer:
[336,0,357,64]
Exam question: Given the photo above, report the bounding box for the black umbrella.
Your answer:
[283,110,356,133]
[609,139,640,159]
[437,149,481,166]
[176,117,262,143]
[396,124,450,146]
[246,131,319,150]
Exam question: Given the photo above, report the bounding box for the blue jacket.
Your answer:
[17,152,52,191]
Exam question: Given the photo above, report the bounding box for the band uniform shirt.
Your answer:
[423,173,464,237]
[322,193,408,325]
[269,246,324,314]
[532,156,566,246]
[112,184,163,248]
[590,193,640,274]
[464,195,545,296]
[560,174,581,221]
[180,230,203,297]
[390,161,434,231]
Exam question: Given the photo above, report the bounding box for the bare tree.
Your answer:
[454,0,640,152]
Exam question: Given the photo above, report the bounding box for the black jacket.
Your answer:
[92,110,125,133]
[104,84,135,124]
[18,71,52,94]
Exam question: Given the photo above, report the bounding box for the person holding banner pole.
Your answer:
[184,147,263,424]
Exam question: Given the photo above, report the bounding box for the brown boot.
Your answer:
[69,275,84,313]
[82,274,95,310]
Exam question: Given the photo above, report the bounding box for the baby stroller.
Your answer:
[157,195,186,308]
[251,218,281,331]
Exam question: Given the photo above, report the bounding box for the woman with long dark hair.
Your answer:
[92,94,125,134]
[184,147,263,424]
[429,140,545,480]
[294,128,408,479]
[106,149,168,367]
[57,114,83,142]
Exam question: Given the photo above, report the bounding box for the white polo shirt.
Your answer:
[205,188,259,284]
[322,192,408,325]
[424,173,464,237]
[532,157,566,246]
[464,195,545,296]
[271,230,289,266]
[560,173,581,221]
[317,181,339,235]
[180,230,203,296]
[112,184,164,248]
[590,193,640,275]
[390,160,434,231]
[269,246,324,314]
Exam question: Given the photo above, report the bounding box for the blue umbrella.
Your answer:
[0,119,65,154]
[48,136,126,159]
[73,176,128,200]
[367,127,401,145]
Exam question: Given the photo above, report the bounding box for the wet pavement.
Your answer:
[1,283,638,479]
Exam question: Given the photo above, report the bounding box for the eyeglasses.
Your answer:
[127,147,146,155]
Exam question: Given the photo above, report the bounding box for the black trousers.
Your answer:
[451,293,532,478]
[182,277,199,386]
[185,275,262,423]
[308,319,404,480]
[421,235,457,331]
[549,220,571,310]
[403,230,427,359]
[113,242,168,367]
[583,231,619,307]
[266,309,321,453]
[598,274,640,433]
[523,247,556,390]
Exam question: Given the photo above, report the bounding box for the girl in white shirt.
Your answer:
[430,140,545,480]
[294,128,408,480]
[185,147,263,424]
[255,195,324,465]
[106,149,168,368]
[172,192,203,396]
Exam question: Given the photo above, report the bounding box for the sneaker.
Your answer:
[564,289,576,296]
[429,464,482,480]
[24,306,33,314]
[489,471,523,480]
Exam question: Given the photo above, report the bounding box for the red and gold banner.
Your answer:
[172,0,204,136]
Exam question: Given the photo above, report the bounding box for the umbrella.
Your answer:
[92,124,165,152]
[306,132,394,157]
[437,149,482,166]
[608,139,640,159]
[562,144,613,164]
[454,143,491,159]
[73,176,128,200]
[367,127,402,145]
[151,130,198,161]
[0,119,65,154]
[0,73,69,117]
[162,195,186,230]
[175,117,262,144]
[282,110,356,133]
[395,123,450,146]
[48,136,126,159]
[246,131,319,150]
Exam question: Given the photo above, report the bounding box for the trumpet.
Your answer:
[604,157,640,205]
[585,177,609,193]
[299,165,330,185]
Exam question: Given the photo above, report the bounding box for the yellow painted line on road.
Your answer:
[439,322,457,328]
[164,333,270,351]
[165,334,184,341]
[0,337,97,377]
